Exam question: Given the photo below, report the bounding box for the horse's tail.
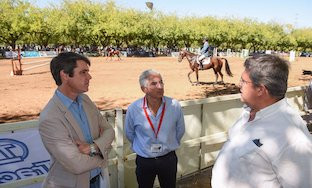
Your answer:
[222,58,233,77]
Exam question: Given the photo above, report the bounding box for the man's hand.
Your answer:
[76,140,100,155]
[76,140,91,155]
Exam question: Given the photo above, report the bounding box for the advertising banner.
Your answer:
[23,51,40,57]
[0,128,50,184]
[4,51,18,59]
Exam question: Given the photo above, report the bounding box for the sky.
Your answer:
[32,0,312,29]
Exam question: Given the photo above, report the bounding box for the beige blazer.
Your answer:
[39,93,115,188]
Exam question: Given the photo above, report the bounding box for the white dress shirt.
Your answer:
[212,98,312,188]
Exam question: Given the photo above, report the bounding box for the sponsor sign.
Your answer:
[0,128,50,184]
[4,51,18,59]
[24,51,40,57]
[4,51,57,58]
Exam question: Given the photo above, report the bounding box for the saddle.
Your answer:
[196,56,211,67]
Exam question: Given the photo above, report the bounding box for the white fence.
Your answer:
[0,86,307,188]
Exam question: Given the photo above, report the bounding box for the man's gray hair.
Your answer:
[244,54,289,100]
[139,69,162,87]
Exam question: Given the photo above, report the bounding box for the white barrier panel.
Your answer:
[265,50,272,54]
[241,49,249,58]
[289,50,296,62]
[171,52,179,57]
[0,86,307,187]
[226,49,231,56]
[0,128,50,185]
[120,51,127,57]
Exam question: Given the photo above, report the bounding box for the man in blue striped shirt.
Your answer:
[125,69,185,188]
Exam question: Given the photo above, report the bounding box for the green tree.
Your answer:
[292,28,312,52]
[0,0,32,49]
[25,7,57,47]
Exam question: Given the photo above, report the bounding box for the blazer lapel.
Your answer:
[52,94,85,141]
[82,96,98,139]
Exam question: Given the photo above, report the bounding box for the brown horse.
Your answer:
[106,47,121,61]
[178,50,233,85]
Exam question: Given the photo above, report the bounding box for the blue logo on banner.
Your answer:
[0,138,50,184]
[0,138,29,166]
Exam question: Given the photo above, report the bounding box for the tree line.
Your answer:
[1,0,312,53]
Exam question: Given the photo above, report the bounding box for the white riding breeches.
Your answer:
[198,55,206,61]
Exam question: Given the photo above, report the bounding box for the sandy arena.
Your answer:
[1,56,312,123]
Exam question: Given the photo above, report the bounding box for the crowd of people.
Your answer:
[38,47,312,188]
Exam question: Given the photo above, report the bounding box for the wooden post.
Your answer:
[115,108,124,188]
[18,47,22,74]
[11,59,15,76]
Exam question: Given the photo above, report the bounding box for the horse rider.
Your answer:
[109,47,115,53]
[106,46,115,56]
[198,37,210,70]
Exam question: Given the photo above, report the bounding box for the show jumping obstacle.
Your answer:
[10,48,50,76]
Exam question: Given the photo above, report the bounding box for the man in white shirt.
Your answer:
[211,54,312,188]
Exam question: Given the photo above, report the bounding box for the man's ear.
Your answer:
[257,84,267,96]
[141,86,147,93]
[60,70,69,83]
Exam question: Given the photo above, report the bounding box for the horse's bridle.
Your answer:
[178,51,199,66]
[178,51,186,62]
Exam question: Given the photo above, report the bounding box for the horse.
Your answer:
[178,49,233,85]
[106,47,121,61]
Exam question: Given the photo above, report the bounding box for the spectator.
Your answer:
[125,69,185,188]
[39,52,115,188]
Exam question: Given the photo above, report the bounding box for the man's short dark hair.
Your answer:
[50,52,91,86]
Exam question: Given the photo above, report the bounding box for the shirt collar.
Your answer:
[56,89,83,108]
[142,96,165,108]
[243,98,287,120]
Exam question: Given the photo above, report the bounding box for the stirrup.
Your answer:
[199,64,204,70]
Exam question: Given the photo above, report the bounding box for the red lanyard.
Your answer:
[143,97,166,139]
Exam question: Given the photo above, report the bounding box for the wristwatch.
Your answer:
[89,143,97,157]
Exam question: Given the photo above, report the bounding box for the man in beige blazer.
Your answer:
[39,52,115,188]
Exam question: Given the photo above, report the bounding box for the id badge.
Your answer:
[151,144,163,153]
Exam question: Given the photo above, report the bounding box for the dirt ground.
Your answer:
[1,55,312,123]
